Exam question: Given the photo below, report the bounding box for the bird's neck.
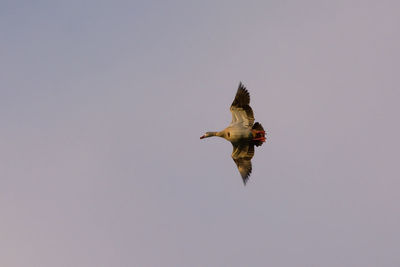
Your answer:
[209,131,224,137]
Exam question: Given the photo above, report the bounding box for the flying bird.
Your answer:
[200,82,266,184]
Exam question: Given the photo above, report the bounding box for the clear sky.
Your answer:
[1,1,400,266]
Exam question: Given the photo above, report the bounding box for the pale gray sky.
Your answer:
[1,1,400,266]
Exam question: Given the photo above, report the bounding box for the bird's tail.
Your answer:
[252,122,266,147]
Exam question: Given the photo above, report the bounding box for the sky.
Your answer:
[1,1,400,266]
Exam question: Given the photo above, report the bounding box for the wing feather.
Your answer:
[230,82,254,127]
[232,142,255,184]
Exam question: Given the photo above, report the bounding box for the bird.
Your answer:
[200,82,266,184]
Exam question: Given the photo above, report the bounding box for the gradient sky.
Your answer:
[1,1,400,266]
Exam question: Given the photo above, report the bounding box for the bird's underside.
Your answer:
[230,82,265,184]
[200,82,266,185]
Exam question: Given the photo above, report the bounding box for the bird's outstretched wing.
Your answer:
[232,142,255,184]
[230,82,254,127]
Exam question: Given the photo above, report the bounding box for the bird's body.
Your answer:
[225,125,253,143]
[200,82,266,184]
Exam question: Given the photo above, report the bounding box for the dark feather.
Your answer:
[232,142,255,185]
[252,122,265,147]
[231,82,250,108]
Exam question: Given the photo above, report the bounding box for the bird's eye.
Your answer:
[227,132,230,137]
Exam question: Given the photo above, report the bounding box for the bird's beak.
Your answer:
[200,135,205,139]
